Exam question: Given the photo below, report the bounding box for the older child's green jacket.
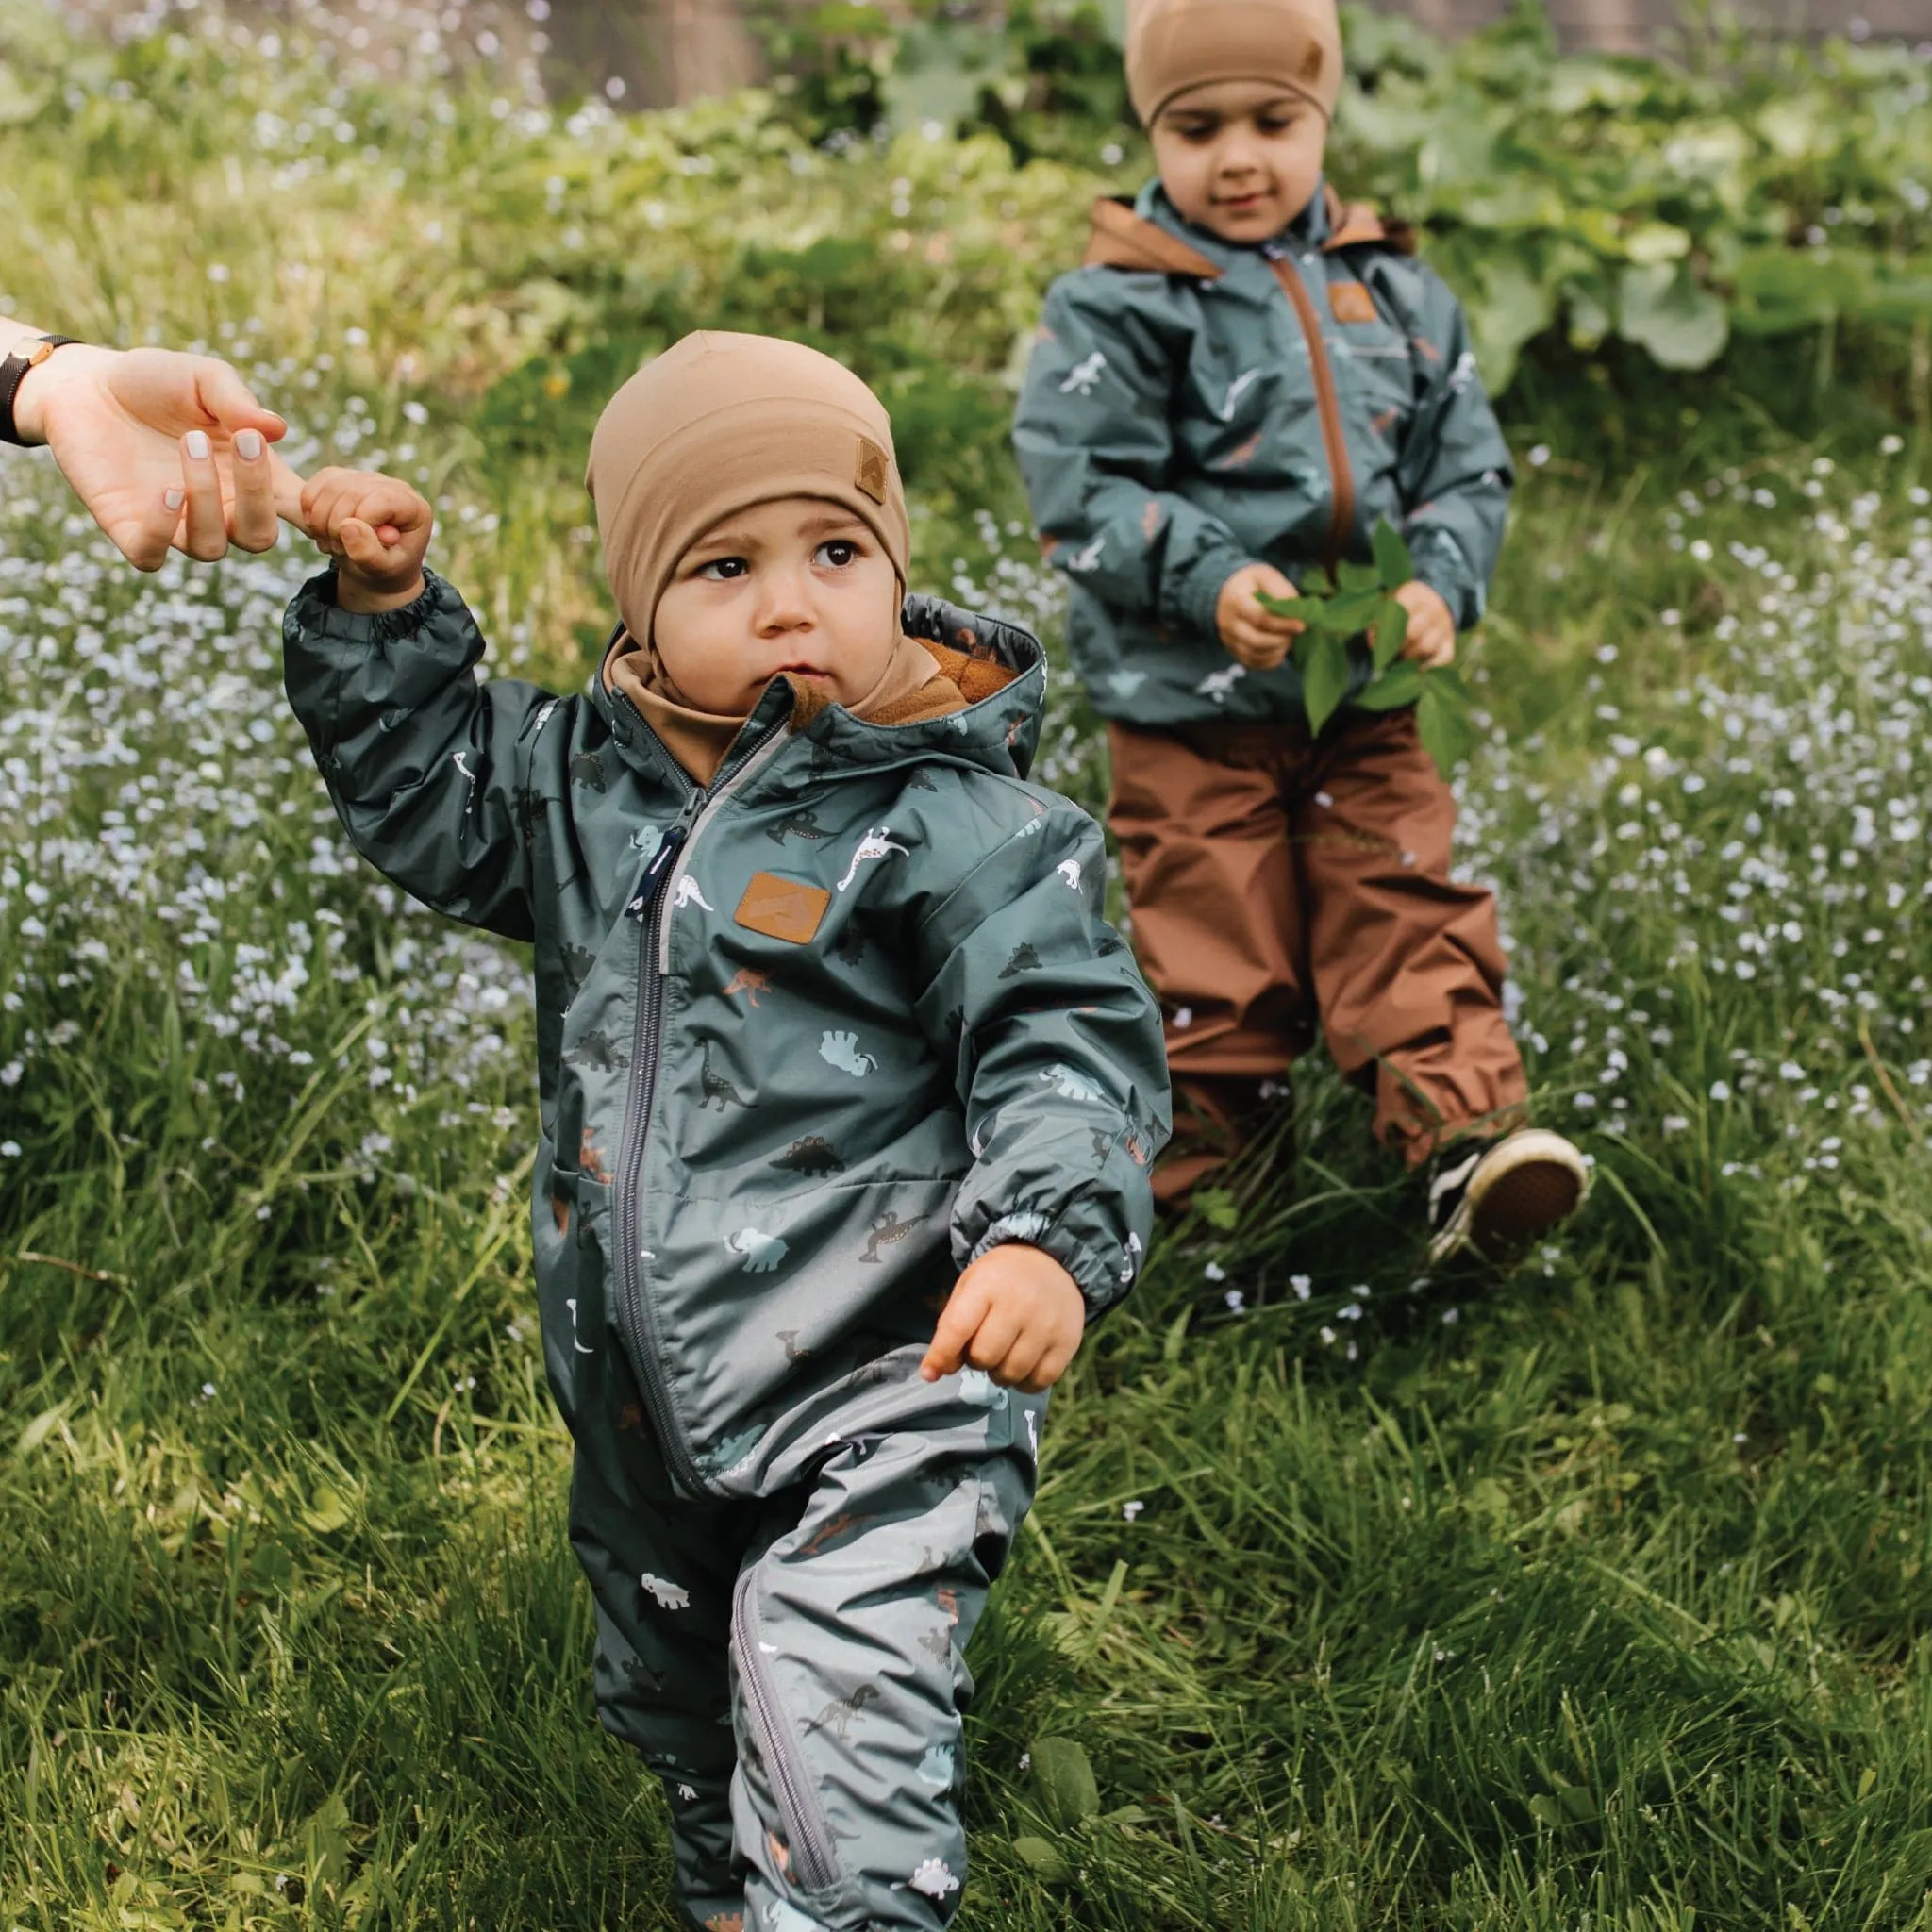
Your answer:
[1013,180,1514,727]
[283,573,1167,1499]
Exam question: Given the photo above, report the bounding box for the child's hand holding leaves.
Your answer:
[1216,561,1304,671]
[1391,580,1457,670]
[1255,519,1474,775]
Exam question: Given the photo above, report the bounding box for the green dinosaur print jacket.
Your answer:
[283,571,1169,1497]
[1012,179,1515,728]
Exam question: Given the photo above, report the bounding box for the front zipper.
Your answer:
[1266,244,1357,581]
[732,1568,842,1894]
[610,714,789,1498]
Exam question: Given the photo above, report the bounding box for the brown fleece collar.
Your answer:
[605,633,1015,786]
[1081,185,1416,273]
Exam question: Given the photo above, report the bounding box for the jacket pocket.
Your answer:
[731,1568,842,1895]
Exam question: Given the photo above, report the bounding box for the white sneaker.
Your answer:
[1426,1128,1591,1269]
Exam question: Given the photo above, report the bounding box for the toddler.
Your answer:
[1013,0,1587,1263]
[285,331,1168,1931]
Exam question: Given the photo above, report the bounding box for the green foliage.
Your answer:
[753,0,1932,398]
[753,0,1131,163]
[1257,518,1477,772]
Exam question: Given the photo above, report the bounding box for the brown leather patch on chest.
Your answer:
[736,872,831,945]
[1329,281,1380,325]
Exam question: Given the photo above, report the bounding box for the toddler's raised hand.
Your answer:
[300,467,433,613]
[1216,560,1303,672]
[919,1243,1087,1394]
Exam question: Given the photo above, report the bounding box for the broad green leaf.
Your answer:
[303,1482,354,1535]
[1031,1736,1101,1826]
[1757,97,1834,164]
[1372,519,1414,590]
[1546,58,1647,113]
[881,22,1005,135]
[1305,590,1383,635]
[1302,633,1351,737]
[1729,248,1843,334]
[1357,659,1424,710]
[1337,559,1381,595]
[1618,263,1730,372]
[1623,221,1691,267]
[1255,590,1303,620]
[1528,1789,1596,1828]
[1194,1188,1240,1231]
[1462,244,1560,394]
[1416,676,1476,774]
[1012,1835,1073,1884]
[1370,596,1410,672]
[1564,274,1614,351]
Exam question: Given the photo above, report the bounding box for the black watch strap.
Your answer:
[1,336,80,448]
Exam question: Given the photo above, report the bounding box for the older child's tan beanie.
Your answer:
[1125,0,1343,127]
[585,331,911,660]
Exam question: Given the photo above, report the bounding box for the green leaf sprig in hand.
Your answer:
[1256,518,1476,776]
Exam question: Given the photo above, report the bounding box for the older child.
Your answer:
[286,331,1168,1932]
[1013,0,1587,1263]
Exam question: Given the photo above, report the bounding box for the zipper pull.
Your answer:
[627,807,697,920]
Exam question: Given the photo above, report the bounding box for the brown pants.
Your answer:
[1108,708,1526,1174]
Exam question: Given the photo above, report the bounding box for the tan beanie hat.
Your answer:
[585,331,911,662]
[1125,0,1343,127]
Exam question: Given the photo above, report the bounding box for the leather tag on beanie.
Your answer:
[855,437,890,505]
[1330,282,1378,325]
[736,872,831,945]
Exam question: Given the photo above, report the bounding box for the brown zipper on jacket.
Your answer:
[1267,253,1356,579]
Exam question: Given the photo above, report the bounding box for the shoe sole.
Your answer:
[1428,1129,1591,1269]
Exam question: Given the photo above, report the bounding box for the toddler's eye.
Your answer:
[697,557,749,581]
[816,540,860,568]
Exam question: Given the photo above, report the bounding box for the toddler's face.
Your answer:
[652,497,901,715]
[1151,80,1328,244]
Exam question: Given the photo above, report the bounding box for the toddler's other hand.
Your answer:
[1216,561,1303,672]
[919,1243,1086,1394]
[301,467,433,613]
[1392,580,1457,671]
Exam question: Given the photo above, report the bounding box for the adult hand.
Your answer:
[918,1243,1087,1393]
[17,340,301,571]
[1392,580,1457,671]
[1216,560,1303,672]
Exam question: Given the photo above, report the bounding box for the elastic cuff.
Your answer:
[297,564,449,646]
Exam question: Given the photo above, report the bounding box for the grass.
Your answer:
[5,7,1932,1929]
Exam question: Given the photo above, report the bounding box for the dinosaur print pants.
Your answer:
[562,1327,1042,1932]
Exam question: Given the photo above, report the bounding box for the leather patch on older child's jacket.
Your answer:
[736,872,831,945]
[1329,282,1379,325]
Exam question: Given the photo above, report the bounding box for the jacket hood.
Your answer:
[1082,179,1412,275]
[592,592,1049,786]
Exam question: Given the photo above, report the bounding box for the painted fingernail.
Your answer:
[235,429,264,461]
[164,488,185,512]
[184,429,211,461]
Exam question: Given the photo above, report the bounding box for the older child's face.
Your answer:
[653,497,901,715]
[1151,80,1328,244]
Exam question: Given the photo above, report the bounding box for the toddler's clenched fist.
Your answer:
[299,467,432,613]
